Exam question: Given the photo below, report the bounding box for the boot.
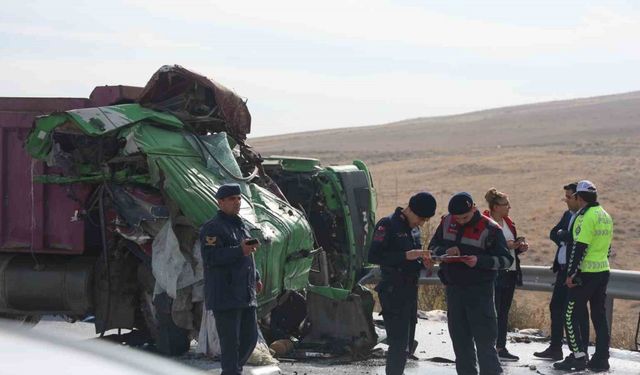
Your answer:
[553,353,587,371]
[533,345,563,360]
[497,348,519,361]
[587,355,610,372]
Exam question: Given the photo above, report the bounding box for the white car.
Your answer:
[0,322,203,375]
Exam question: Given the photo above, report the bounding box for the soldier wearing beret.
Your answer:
[368,192,437,375]
[429,192,513,375]
[200,183,262,375]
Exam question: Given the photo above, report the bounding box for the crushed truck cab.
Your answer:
[0,65,377,357]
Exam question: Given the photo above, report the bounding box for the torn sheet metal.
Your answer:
[65,105,182,134]
[137,65,251,140]
[110,184,169,227]
[303,286,377,357]
[25,104,183,159]
[44,142,75,173]
[115,225,151,245]
[25,94,317,318]
[184,132,250,197]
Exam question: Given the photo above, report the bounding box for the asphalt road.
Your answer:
[29,314,640,375]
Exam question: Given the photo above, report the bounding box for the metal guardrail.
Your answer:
[360,265,640,348]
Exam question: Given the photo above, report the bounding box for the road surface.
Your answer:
[28,313,640,375]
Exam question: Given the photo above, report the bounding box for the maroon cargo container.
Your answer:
[0,86,141,255]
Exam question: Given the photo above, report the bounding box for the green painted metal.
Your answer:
[25,106,316,308]
[25,114,68,159]
[66,104,184,135]
[263,156,321,173]
[25,104,184,159]
[33,171,150,185]
[319,166,359,290]
[352,159,377,253]
[307,285,350,301]
[24,103,376,305]
[131,125,317,305]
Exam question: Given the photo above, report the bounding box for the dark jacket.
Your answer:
[550,210,573,273]
[200,210,259,312]
[429,211,513,286]
[368,207,424,288]
[482,210,524,286]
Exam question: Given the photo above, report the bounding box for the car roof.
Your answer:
[0,323,202,375]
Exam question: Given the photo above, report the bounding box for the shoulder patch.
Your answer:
[373,224,387,242]
[205,236,217,246]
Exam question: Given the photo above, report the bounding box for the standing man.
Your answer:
[534,182,589,360]
[554,180,613,372]
[368,192,437,375]
[200,183,263,375]
[429,192,513,375]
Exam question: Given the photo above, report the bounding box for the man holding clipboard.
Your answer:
[429,192,513,375]
[368,192,438,375]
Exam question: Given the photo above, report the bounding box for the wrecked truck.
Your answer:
[0,65,377,356]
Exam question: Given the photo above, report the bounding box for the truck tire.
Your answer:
[137,264,190,356]
[152,292,191,356]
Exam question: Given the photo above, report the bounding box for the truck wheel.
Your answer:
[0,313,41,327]
[137,265,190,356]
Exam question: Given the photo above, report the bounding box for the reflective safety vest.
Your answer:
[572,205,613,273]
[440,213,493,250]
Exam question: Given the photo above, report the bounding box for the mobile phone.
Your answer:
[245,238,259,246]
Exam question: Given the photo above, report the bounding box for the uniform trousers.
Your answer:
[565,272,610,358]
[378,283,418,375]
[494,270,517,349]
[550,266,589,350]
[446,283,502,375]
[213,306,258,375]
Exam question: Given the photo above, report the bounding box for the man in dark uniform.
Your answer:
[368,192,437,375]
[200,183,263,375]
[429,192,513,375]
[534,182,589,360]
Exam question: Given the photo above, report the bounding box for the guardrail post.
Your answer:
[605,295,614,334]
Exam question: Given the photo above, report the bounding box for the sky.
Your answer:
[1,0,640,137]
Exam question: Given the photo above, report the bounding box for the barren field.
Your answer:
[249,90,640,348]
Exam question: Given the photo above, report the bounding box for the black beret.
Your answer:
[448,192,474,215]
[409,192,437,218]
[215,183,241,199]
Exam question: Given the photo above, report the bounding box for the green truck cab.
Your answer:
[2,66,377,356]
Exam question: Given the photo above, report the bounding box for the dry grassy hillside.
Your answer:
[251,90,640,165]
[249,91,640,348]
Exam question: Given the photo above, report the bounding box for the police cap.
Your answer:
[448,192,474,215]
[409,192,437,218]
[215,183,242,199]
